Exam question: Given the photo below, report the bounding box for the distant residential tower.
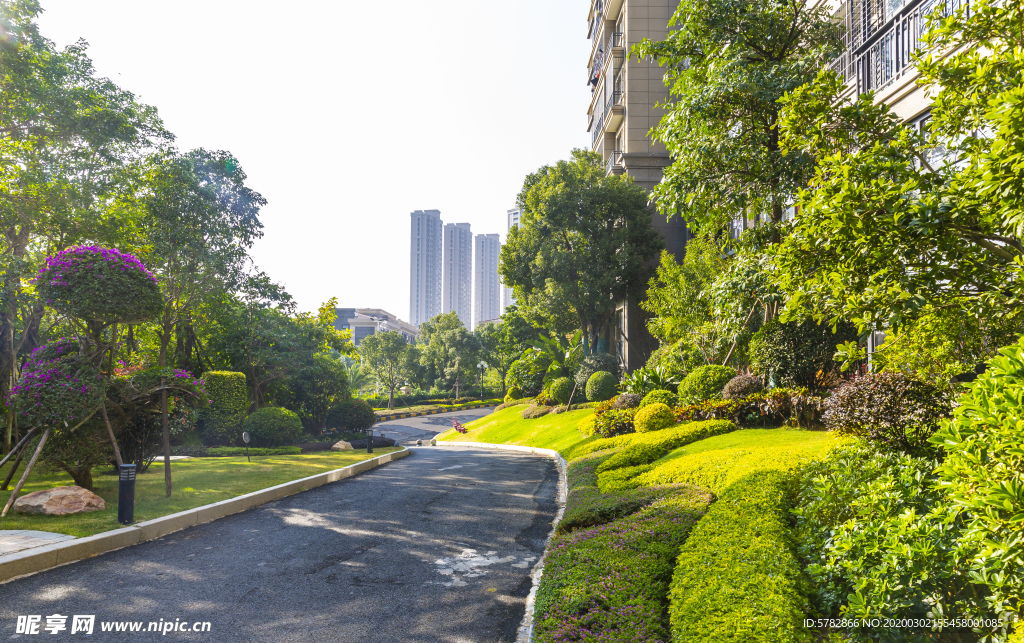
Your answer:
[474,233,501,329]
[442,222,473,328]
[409,209,443,327]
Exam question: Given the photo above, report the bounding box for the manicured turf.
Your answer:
[0,449,399,537]
[436,406,596,456]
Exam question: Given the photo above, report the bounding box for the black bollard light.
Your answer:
[366,428,373,454]
[118,464,137,525]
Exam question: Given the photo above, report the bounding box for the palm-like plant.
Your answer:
[621,365,681,397]
[339,356,372,396]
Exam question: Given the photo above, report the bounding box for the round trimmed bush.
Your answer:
[678,365,736,405]
[824,372,951,455]
[639,389,677,409]
[586,371,617,402]
[722,374,766,400]
[327,399,376,430]
[634,403,676,433]
[574,353,622,389]
[243,407,303,447]
[550,377,574,405]
[505,386,523,401]
[613,393,643,409]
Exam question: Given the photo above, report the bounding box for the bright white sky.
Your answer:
[36,0,593,321]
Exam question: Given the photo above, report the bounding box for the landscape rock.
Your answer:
[330,440,353,451]
[12,486,105,516]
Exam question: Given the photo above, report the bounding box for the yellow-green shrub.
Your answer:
[577,414,597,436]
[634,402,675,433]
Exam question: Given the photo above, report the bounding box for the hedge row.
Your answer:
[208,446,302,456]
[534,489,714,643]
[595,420,735,477]
[565,419,737,462]
[668,470,811,643]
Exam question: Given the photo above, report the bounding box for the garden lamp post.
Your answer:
[478,362,485,401]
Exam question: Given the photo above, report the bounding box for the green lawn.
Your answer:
[436,406,595,456]
[0,449,399,538]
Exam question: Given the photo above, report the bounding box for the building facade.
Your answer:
[442,222,473,329]
[334,308,420,346]
[587,0,689,372]
[474,233,501,329]
[409,209,443,327]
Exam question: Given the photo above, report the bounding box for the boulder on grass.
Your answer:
[12,486,105,516]
[330,440,353,451]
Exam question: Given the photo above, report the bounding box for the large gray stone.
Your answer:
[12,486,105,516]
[330,440,353,451]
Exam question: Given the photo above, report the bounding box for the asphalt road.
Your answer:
[1,412,558,643]
[375,407,495,446]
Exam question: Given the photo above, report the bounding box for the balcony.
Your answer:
[606,150,623,175]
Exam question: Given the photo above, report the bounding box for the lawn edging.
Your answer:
[376,403,497,422]
[433,440,567,643]
[0,447,409,585]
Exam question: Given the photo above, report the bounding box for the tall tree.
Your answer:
[500,150,663,354]
[141,149,264,496]
[418,312,479,398]
[634,0,839,234]
[0,0,169,452]
[359,331,409,411]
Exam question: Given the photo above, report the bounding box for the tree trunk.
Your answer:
[100,404,124,467]
[161,389,171,497]
[68,466,93,491]
[2,427,50,517]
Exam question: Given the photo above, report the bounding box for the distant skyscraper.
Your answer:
[503,208,521,311]
[474,234,501,329]
[442,222,473,328]
[409,209,443,327]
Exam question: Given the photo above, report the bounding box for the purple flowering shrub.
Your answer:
[35,246,163,324]
[534,488,713,643]
[7,338,103,429]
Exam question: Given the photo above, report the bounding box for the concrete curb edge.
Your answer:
[0,447,410,585]
[433,440,567,643]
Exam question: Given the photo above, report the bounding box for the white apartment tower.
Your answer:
[409,209,443,327]
[474,234,501,329]
[503,208,521,311]
[442,222,473,328]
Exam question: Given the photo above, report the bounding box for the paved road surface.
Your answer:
[1,413,557,643]
[376,407,495,446]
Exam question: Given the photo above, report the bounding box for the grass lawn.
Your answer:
[0,449,399,538]
[435,406,596,457]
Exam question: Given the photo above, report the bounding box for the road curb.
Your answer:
[375,404,497,423]
[0,447,410,585]
[433,440,567,643]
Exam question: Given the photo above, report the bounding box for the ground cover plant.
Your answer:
[435,405,594,456]
[0,449,399,537]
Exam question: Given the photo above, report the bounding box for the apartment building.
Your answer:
[442,222,473,329]
[474,233,501,330]
[503,207,521,312]
[587,0,690,371]
[409,209,443,327]
[334,308,420,346]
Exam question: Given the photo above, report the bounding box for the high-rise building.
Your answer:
[474,233,501,329]
[442,222,473,328]
[503,208,521,311]
[409,209,443,327]
[587,0,689,372]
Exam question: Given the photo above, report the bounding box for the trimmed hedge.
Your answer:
[243,407,303,447]
[586,371,617,402]
[668,470,812,643]
[634,403,676,433]
[565,419,738,463]
[201,371,249,445]
[534,489,714,643]
[209,446,302,456]
[594,420,736,484]
[678,365,736,405]
[639,389,677,409]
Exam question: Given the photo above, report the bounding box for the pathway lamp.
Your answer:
[478,362,486,401]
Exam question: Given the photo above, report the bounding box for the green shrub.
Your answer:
[506,351,551,395]
[793,441,994,638]
[586,371,617,402]
[577,415,597,436]
[522,404,551,419]
[722,374,765,400]
[326,399,376,430]
[243,407,303,447]
[496,397,532,411]
[207,446,302,456]
[201,371,249,445]
[564,419,737,462]
[749,318,857,389]
[593,408,635,437]
[669,471,812,643]
[549,377,574,405]
[534,488,714,643]
[505,386,523,400]
[613,393,642,409]
[574,353,621,389]
[824,372,951,455]
[677,365,736,405]
[639,389,677,409]
[634,403,675,433]
[933,337,1024,626]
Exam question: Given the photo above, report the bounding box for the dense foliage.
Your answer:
[634,403,676,434]
[574,353,621,389]
[200,371,249,445]
[639,389,677,409]
[722,374,765,400]
[749,319,856,389]
[505,350,550,396]
[677,365,735,405]
[550,377,574,405]
[585,371,617,402]
[243,407,303,447]
[8,339,102,429]
[327,399,376,431]
[593,408,635,437]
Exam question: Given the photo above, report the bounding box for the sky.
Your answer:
[36,0,593,321]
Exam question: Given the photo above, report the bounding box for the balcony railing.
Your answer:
[606,150,623,174]
[588,0,604,39]
[592,108,606,148]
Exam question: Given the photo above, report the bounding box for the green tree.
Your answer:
[500,150,663,354]
[359,331,410,411]
[474,307,538,394]
[418,312,480,398]
[289,354,349,434]
[775,0,1024,333]
[634,0,839,233]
